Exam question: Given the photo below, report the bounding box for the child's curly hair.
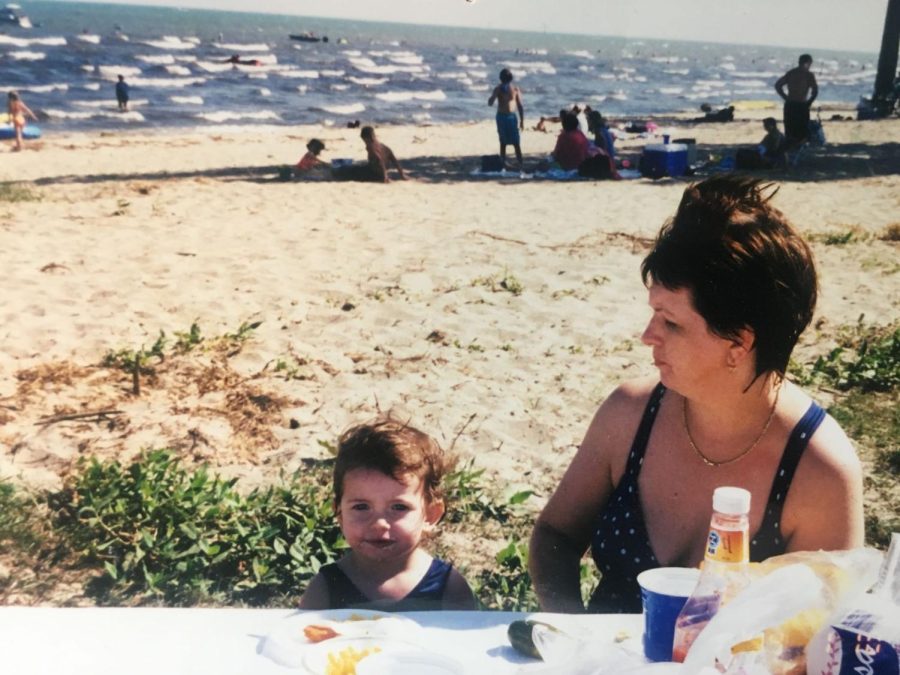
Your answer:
[333,417,452,506]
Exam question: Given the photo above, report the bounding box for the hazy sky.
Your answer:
[52,0,889,53]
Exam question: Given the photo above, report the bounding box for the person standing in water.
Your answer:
[488,68,524,171]
[115,75,130,112]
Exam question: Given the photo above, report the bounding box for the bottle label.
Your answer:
[706,526,748,563]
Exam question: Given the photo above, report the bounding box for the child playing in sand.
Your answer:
[295,138,327,176]
[299,418,477,611]
[7,91,37,152]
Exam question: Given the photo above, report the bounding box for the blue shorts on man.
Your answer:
[496,112,520,146]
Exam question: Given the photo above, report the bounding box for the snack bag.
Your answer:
[807,533,900,675]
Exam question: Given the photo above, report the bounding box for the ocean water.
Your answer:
[0,1,880,133]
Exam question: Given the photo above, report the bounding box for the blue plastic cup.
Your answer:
[663,134,671,144]
[637,567,701,662]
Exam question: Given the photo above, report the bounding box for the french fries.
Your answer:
[324,645,381,675]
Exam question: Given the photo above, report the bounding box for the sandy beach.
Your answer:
[1,107,898,598]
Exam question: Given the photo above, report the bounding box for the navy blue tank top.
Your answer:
[319,558,453,611]
[588,383,826,613]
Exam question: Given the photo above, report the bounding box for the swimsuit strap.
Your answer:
[407,558,451,599]
[623,383,667,477]
[756,401,826,539]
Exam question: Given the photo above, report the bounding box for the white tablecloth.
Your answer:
[0,607,643,674]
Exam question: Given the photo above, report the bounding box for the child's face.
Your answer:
[336,468,443,564]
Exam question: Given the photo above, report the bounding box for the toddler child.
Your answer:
[299,418,476,611]
[7,91,37,152]
[295,138,327,175]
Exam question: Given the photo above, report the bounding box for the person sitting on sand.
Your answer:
[529,175,863,613]
[7,91,37,152]
[550,112,590,171]
[587,110,616,161]
[735,117,786,170]
[295,138,327,175]
[334,126,406,183]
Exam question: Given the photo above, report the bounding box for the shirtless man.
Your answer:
[488,68,524,170]
[775,54,818,149]
[335,126,406,183]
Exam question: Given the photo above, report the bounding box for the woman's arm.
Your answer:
[530,383,645,611]
[783,414,864,552]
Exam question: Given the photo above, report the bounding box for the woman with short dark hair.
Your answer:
[530,175,864,613]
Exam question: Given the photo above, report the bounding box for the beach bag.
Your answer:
[480,154,504,172]
[578,154,614,179]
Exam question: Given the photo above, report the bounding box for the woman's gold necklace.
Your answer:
[682,384,782,468]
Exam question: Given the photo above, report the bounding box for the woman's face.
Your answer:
[640,284,735,394]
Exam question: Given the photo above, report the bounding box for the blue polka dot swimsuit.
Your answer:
[588,383,826,613]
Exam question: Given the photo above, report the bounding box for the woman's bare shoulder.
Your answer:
[583,377,660,450]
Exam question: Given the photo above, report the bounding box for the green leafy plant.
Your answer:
[471,269,524,296]
[223,320,262,344]
[797,323,899,392]
[51,450,344,605]
[474,539,538,611]
[173,322,203,353]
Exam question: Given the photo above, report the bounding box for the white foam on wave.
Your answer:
[341,49,362,57]
[504,60,556,75]
[278,69,320,79]
[578,65,595,73]
[719,62,736,71]
[566,50,594,59]
[16,83,69,93]
[321,69,344,77]
[348,56,428,75]
[8,51,44,60]
[330,84,349,91]
[165,65,192,76]
[82,83,100,91]
[321,102,365,115]
[296,85,308,94]
[143,36,196,50]
[659,86,683,95]
[175,55,197,63]
[375,89,446,103]
[0,35,66,47]
[195,110,281,123]
[195,61,233,73]
[76,34,101,44]
[387,53,424,66]
[732,79,768,89]
[257,87,271,96]
[98,65,142,78]
[347,76,387,86]
[436,71,467,80]
[731,70,779,79]
[664,68,690,76]
[136,54,176,65]
[650,56,682,64]
[131,76,206,88]
[170,95,203,104]
[212,42,269,52]
[412,112,431,122]
[467,70,487,79]
[72,98,148,108]
[44,108,145,122]
[246,72,268,79]
[694,79,726,88]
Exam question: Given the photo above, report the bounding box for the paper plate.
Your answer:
[258,610,421,669]
[302,637,409,674]
[356,650,465,674]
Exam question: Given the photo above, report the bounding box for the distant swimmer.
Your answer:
[115,74,129,111]
[488,67,524,171]
[224,54,262,66]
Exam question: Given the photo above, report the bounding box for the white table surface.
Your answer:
[0,607,644,674]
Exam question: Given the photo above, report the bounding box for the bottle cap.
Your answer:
[713,486,751,515]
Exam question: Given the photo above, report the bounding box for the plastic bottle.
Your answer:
[671,486,751,662]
